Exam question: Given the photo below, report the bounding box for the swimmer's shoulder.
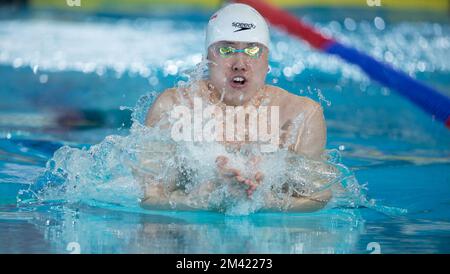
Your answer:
[156,87,179,104]
[145,88,180,127]
[265,84,322,115]
[146,82,208,126]
[157,80,208,103]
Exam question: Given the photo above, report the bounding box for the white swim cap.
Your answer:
[205,3,270,51]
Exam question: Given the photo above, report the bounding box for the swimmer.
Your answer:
[138,3,332,212]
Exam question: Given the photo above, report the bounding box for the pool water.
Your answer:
[0,7,449,253]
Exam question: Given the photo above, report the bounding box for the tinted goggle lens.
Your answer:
[219,46,234,56]
[244,46,260,57]
[218,46,261,58]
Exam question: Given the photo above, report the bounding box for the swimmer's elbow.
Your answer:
[314,189,332,210]
[140,184,165,208]
[289,189,332,213]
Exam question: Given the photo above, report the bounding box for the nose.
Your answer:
[231,57,247,72]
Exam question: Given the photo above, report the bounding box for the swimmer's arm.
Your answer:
[137,88,206,210]
[263,189,332,213]
[130,137,178,194]
[281,156,340,212]
[140,183,211,211]
[286,189,332,212]
[291,103,326,160]
[280,103,331,212]
[140,185,196,211]
[133,88,180,194]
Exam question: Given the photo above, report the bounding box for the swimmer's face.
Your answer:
[207,41,269,105]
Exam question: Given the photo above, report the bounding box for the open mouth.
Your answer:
[230,75,247,89]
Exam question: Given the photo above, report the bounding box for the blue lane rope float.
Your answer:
[325,41,450,128]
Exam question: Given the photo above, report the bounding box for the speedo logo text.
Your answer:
[232,22,256,32]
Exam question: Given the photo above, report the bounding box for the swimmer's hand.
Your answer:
[215,156,263,198]
[141,183,212,211]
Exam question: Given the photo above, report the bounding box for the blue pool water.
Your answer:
[0,7,449,253]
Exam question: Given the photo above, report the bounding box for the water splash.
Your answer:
[20,88,406,217]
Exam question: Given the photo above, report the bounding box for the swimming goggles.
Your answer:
[217,45,262,58]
